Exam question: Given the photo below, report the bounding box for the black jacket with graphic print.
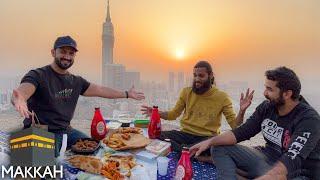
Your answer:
[232,98,320,177]
[21,65,90,133]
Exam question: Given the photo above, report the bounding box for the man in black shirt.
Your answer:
[11,36,145,156]
[190,67,320,179]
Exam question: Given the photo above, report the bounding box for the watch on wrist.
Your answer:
[125,91,129,98]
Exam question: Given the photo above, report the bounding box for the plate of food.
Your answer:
[67,155,103,175]
[67,155,125,179]
[102,152,138,178]
[102,127,150,151]
[100,160,124,180]
[71,138,100,155]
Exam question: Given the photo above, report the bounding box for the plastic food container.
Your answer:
[107,121,122,129]
[134,119,150,128]
[145,140,171,156]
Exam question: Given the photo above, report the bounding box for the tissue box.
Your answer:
[145,140,171,156]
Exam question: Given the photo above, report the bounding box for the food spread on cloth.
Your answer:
[67,155,103,175]
[103,127,151,150]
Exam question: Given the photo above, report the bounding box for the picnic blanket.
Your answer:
[62,151,217,180]
[158,151,217,180]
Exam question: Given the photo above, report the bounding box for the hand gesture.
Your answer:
[128,85,145,100]
[240,88,254,112]
[141,105,152,117]
[12,89,32,118]
[189,139,212,157]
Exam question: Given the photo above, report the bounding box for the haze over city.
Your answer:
[0,0,319,109]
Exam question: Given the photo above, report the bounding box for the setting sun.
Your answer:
[175,49,185,60]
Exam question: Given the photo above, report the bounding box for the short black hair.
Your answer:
[194,61,212,73]
[194,60,215,85]
[265,66,301,100]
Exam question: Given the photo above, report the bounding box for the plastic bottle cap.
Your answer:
[182,147,189,151]
[153,106,158,108]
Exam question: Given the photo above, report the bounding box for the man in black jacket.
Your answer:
[190,67,320,180]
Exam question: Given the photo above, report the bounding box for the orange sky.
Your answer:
[0,0,319,89]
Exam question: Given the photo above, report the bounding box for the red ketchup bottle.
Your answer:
[91,107,108,140]
[175,147,193,180]
[148,106,161,139]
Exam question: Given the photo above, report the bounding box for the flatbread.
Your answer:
[103,127,151,150]
[118,133,151,150]
[68,155,103,174]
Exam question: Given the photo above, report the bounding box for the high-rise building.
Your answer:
[0,93,7,105]
[185,74,193,87]
[168,72,175,92]
[177,72,184,92]
[124,71,140,90]
[102,0,116,88]
[101,1,140,90]
[105,64,125,90]
[102,0,114,65]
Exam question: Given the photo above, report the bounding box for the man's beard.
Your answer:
[265,94,285,108]
[54,57,74,70]
[192,78,211,95]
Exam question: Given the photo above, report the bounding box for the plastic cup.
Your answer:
[157,156,170,176]
[0,152,10,166]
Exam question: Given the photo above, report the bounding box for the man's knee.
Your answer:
[210,145,233,155]
[159,130,176,140]
[210,145,243,163]
[68,129,88,142]
[159,131,169,139]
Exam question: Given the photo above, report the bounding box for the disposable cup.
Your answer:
[157,156,170,176]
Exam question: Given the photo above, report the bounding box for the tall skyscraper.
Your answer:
[102,0,116,87]
[102,0,114,65]
[101,0,140,90]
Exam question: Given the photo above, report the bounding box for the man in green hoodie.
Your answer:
[141,61,254,158]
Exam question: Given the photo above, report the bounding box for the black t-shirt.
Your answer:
[233,98,320,177]
[21,65,90,133]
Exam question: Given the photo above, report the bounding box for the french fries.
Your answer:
[103,133,127,149]
[103,127,143,150]
[103,153,137,178]
[117,127,143,134]
[100,160,122,180]
[121,133,131,140]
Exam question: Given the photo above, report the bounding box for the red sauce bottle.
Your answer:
[148,106,161,139]
[175,147,193,180]
[91,107,107,140]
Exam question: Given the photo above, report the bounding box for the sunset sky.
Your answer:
[0,0,319,93]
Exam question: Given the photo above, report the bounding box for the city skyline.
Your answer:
[0,1,319,95]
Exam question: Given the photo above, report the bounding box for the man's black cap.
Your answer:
[53,35,78,51]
